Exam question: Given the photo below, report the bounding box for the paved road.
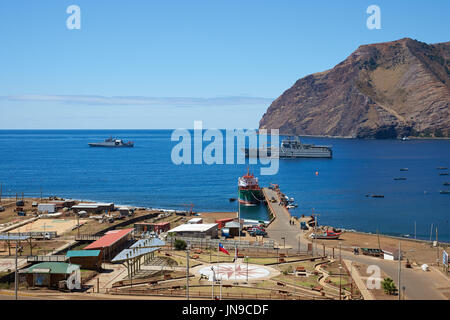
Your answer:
[264,187,449,300]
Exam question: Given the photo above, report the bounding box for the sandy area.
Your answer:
[196,212,237,223]
[11,218,88,235]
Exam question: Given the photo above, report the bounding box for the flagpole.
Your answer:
[235,244,237,283]
[217,242,219,289]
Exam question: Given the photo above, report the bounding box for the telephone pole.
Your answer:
[186,245,190,300]
[398,241,401,300]
[15,241,18,300]
[436,227,439,267]
[339,242,342,300]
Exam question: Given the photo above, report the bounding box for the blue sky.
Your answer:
[0,0,448,129]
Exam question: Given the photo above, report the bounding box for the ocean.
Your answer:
[0,130,449,242]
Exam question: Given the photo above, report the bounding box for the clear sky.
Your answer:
[0,0,448,129]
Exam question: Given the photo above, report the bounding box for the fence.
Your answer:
[171,236,275,249]
[27,255,67,262]
[3,231,57,239]
[107,287,329,300]
[75,234,102,241]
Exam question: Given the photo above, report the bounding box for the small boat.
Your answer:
[440,190,450,194]
[439,173,449,176]
[371,194,384,198]
[286,204,298,209]
[437,167,448,170]
[309,231,341,240]
[229,198,237,202]
[89,137,134,148]
[393,177,407,180]
[400,168,409,171]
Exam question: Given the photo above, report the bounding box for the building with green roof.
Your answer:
[66,250,102,270]
[22,262,81,289]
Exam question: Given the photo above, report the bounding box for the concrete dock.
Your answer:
[263,187,303,250]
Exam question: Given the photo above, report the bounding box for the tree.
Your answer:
[382,277,397,295]
[174,239,187,251]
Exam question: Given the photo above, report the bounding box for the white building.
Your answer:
[168,223,218,238]
[187,217,203,224]
[383,247,400,260]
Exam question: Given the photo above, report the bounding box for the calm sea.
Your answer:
[0,130,449,242]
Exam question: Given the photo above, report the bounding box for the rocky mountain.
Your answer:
[259,38,450,138]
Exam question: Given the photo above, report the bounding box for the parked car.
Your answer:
[249,229,267,237]
[0,206,5,212]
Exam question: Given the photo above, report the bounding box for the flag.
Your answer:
[218,243,230,255]
[233,246,239,262]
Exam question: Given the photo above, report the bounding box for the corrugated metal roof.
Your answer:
[111,247,159,262]
[66,250,101,258]
[25,262,80,274]
[84,228,133,249]
[0,234,30,241]
[168,223,218,233]
[224,221,240,228]
[130,238,165,249]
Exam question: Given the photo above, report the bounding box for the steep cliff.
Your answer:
[259,38,450,138]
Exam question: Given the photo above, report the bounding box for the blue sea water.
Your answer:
[0,130,449,242]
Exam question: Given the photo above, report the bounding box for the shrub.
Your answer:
[174,239,187,250]
[382,277,397,295]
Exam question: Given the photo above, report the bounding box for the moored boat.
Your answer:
[238,169,263,206]
[309,230,342,239]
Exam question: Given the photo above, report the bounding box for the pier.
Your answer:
[262,187,302,250]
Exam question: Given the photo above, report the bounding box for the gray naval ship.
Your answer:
[244,136,332,158]
[88,137,134,148]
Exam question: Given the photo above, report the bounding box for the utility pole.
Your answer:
[77,213,80,238]
[246,256,249,283]
[15,240,18,300]
[350,261,353,300]
[186,245,190,300]
[339,242,342,300]
[376,228,381,251]
[311,211,320,256]
[398,241,401,300]
[211,266,215,300]
[238,199,241,247]
[219,279,222,300]
[436,227,439,267]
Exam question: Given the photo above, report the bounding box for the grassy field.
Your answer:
[274,274,320,288]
